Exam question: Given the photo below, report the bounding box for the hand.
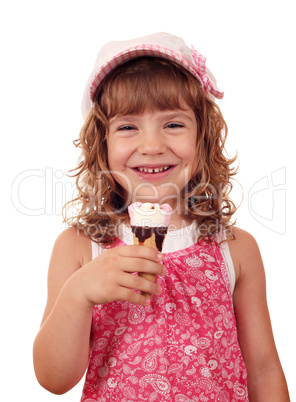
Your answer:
[77,245,165,307]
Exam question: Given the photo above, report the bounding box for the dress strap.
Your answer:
[91,240,103,259]
[216,230,236,294]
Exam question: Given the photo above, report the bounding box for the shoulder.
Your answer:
[52,227,92,268]
[48,227,92,297]
[226,226,263,283]
[41,227,92,325]
[228,226,260,252]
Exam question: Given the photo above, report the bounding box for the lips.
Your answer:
[132,165,175,180]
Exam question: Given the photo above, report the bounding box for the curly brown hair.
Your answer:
[64,57,238,245]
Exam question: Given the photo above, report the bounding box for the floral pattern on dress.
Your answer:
[81,238,248,401]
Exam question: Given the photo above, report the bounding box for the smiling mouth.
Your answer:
[136,165,171,173]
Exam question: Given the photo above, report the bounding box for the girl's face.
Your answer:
[107,106,198,212]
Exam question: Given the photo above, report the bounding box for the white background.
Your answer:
[1,0,295,399]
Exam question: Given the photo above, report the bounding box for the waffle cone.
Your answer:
[133,232,166,297]
[133,232,159,249]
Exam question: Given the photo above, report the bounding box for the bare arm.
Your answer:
[33,228,93,394]
[230,228,290,401]
[33,228,165,395]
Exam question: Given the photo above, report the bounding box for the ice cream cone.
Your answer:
[132,231,167,295]
[128,203,172,297]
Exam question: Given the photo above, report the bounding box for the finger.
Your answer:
[117,257,166,277]
[116,286,152,306]
[117,272,162,298]
[138,273,157,298]
[117,245,163,262]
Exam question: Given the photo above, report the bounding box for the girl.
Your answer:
[33,33,290,401]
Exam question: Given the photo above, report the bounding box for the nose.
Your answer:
[137,130,166,155]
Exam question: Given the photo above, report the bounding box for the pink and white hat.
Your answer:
[81,32,224,117]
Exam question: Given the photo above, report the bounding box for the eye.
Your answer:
[118,125,136,131]
[166,123,184,129]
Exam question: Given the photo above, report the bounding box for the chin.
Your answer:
[133,196,177,209]
[131,185,182,208]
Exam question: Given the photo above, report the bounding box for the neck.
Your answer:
[168,213,193,231]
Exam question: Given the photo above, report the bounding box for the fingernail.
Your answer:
[156,252,163,261]
[145,298,151,305]
[162,266,167,275]
[156,284,162,294]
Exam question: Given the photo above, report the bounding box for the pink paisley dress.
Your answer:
[81,237,248,401]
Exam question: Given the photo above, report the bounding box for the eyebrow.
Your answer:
[109,110,195,125]
[159,110,194,121]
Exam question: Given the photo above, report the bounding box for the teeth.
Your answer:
[138,166,170,173]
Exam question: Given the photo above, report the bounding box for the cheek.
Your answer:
[178,142,197,166]
[107,151,118,171]
[107,138,132,170]
[180,144,198,182]
[190,147,198,170]
[187,135,198,164]
[107,139,122,170]
[107,145,131,192]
